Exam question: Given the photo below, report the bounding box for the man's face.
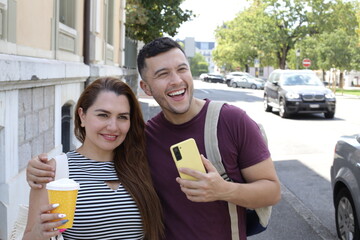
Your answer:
[140,48,194,119]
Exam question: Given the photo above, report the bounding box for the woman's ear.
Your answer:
[140,80,152,96]
[78,108,85,127]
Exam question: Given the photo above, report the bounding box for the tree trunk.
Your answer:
[339,71,344,88]
[278,46,289,69]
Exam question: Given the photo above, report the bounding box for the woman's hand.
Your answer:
[24,203,68,240]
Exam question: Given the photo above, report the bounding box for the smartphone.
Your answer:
[170,138,206,180]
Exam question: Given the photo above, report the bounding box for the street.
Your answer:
[192,79,360,239]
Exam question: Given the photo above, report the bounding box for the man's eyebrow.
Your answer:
[154,67,167,76]
[153,63,188,76]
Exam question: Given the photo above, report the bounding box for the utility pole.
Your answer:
[296,49,300,69]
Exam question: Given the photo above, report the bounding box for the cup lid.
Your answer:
[46,178,80,190]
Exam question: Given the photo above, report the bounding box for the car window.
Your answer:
[281,74,323,86]
[269,72,280,83]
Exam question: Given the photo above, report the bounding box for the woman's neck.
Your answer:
[76,145,114,162]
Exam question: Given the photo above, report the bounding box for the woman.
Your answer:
[23,77,164,240]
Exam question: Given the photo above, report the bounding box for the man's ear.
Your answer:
[140,80,152,96]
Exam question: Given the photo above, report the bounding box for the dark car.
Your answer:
[331,133,360,239]
[204,73,225,83]
[263,69,336,118]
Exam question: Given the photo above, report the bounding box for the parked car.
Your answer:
[263,69,336,118]
[204,73,225,83]
[199,73,209,81]
[225,72,251,86]
[230,76,265,89]
[331,133,360,239]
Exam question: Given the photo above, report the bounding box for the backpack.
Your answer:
[204,101,272,238]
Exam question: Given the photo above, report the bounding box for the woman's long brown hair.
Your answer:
[74,77,164,239]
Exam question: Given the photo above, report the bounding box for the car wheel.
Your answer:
[279,98,289,118]
[250,84,257,89]
[264,96,272,112]
[335,188,360,240]
[232,82,237,88]
[324,111,335,119]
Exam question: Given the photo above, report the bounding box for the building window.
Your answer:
[106,0,114,45]
[259,67,264,77]
[0,8,3,39]
[59,0,75,28]
[58,0,77,54]
[61,104,72,153]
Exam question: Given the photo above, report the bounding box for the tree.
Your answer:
[214,0,360,71]
[215,0,314,70]
[296,0,360,84]
[189,53,209,77]
[126,0,194,43]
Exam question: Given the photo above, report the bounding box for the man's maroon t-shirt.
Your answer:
[145,99,270,240]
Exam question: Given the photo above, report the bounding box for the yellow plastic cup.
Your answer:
[46,178,80,229]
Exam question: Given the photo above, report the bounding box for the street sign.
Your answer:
[302,58,311,68]
[254,58,260,68]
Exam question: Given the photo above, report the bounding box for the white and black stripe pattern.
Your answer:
[61,151,144,240]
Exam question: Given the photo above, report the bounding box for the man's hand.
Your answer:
[27,153,55,189]
[175,155,229,202]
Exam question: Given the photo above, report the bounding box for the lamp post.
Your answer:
[296,49,300,69]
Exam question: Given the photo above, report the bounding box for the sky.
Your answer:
[173,0,250,42]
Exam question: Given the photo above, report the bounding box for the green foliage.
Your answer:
[126,0,194,43]
[214,0,360,72]
[189,53,209,77]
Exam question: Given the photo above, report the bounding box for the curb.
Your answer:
[280,182,337,239]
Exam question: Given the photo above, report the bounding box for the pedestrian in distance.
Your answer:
[27,37,281,240]
[23,77,164,240]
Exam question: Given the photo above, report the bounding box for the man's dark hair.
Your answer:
[137,37,186,78]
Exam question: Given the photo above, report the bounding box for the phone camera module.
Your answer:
[173,146,182,161]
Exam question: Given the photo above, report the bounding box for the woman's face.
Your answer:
[79,91,131,156]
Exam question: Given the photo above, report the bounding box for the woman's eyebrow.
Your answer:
[94,109,130,115]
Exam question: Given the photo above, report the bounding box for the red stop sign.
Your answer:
[302,58,311,68]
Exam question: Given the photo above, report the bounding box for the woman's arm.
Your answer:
[23,160,67,240]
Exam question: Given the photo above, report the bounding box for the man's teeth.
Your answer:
[169,89,185,96]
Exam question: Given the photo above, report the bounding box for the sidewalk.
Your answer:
[137,89,161,121]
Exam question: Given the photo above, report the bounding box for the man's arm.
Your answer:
[176,156,281,209]
[222,157,280,208]
[27,154,55,189]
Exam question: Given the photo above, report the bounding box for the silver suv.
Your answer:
[263,69,336,118]
[225,72,252,87]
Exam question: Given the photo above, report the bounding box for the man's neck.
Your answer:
[163,98,206,125]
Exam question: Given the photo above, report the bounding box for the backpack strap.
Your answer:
[53,153,69,180]
[204,101,230,180]
[205,101,240,240]
[204,101,272,238]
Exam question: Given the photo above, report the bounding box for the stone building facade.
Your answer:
[0,1,140,238]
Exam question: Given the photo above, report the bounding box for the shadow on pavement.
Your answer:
[249,160,337,240]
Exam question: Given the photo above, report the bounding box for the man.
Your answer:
[27,37,281,239]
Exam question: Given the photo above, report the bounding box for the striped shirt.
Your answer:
[62,151,144,240]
